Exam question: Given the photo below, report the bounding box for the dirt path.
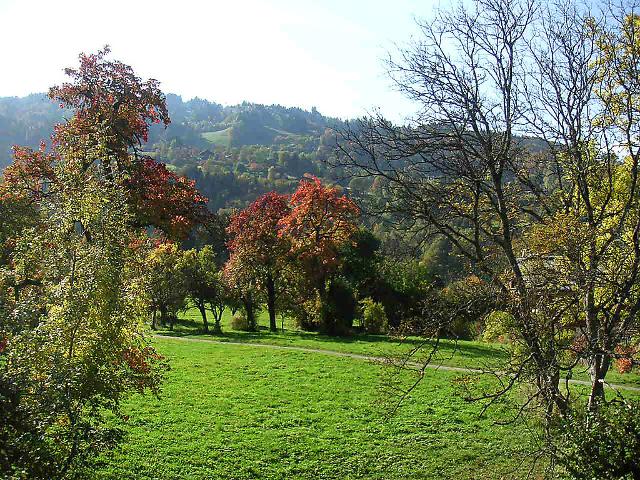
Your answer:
[154,334,640,393]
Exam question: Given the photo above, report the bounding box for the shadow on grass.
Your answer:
[153,318,508,363]
[152,312,640,387]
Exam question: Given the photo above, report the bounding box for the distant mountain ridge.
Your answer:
[0,93,549,217]
[0,93,344,169]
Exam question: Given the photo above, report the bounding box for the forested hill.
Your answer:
[0,93,352,211]
[0,94,64,168]
[0,93,547,215]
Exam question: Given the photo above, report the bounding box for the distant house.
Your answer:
[198,149,214,160]
[516,251,574,293]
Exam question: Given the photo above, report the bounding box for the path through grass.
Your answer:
[155,307,640,388]
[96,337,539,479]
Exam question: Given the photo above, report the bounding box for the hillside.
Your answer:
[0,94,342,166]
[0,94,352,212]
[0,94,547,217]
[0,94,68,169]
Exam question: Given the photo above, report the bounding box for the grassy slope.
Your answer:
[94,309,639,479]
[265,126,302,137]
[157,307,640,388]
[201,128,232,147]
[96,338,538,480]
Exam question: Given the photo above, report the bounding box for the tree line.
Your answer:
[147,178,476,338]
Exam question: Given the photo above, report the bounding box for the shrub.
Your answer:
[290,295,322,331]
[440,276,497,340]
[555,401,640,479]
[291,279,357,335]
[325,277,357,335]
[376,259,435,329]
[231,314,250,331]
[360,297,388,334]
[482,310,516,343]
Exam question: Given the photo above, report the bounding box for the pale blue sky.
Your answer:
[0,0,447,120]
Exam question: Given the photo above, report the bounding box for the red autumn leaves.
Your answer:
[49,46,169,150]
[280,176,360,270]
[1,47,207,240]
[227,176,359,275]
[1,143,57,202]
[125,158,209,239]
[225,176,360,308]
[226,191,291,264]
[227,177,359,267]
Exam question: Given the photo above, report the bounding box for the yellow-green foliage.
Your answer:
[482,310,516,343]
[231,313,250,331]
[360,297,388,334]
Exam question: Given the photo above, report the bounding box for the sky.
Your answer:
[0,0,447,121]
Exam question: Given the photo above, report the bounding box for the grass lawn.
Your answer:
[154,307,640,388]
[96,337,540,479]
[201,128,232,147]
[265,126,302,138]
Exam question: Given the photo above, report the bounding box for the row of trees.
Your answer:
[146,174,486,340]
[145,176,367,336]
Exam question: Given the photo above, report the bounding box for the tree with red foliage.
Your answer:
[49,46,169,164]
[226,192,291,331]
[125,158,209,239]
[279,176,360,333]
[0,49,179,477]
[1,143,57,203]
[2,46,207,240]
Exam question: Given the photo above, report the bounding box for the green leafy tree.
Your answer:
[145,242,187,331]
[223,255,260,332]
[206,270,231,334]
[0,48,183,478]
[179,246,227,334]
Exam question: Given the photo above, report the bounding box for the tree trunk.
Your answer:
[246,305,256,331]
[588,352,610,411]
[198,302,209,333]
[243,296,257,331]
[159,304,168,327]
[317,278,333,335]
[151,309,157,330]
[211,306,223,334]
[266,274,277,332]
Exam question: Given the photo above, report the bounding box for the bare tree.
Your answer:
[334,0,640,427]
[523,0,640,410]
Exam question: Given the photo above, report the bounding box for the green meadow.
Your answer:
[93,309,640,479]
[201,128,232,147]
[96,337,538,480]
